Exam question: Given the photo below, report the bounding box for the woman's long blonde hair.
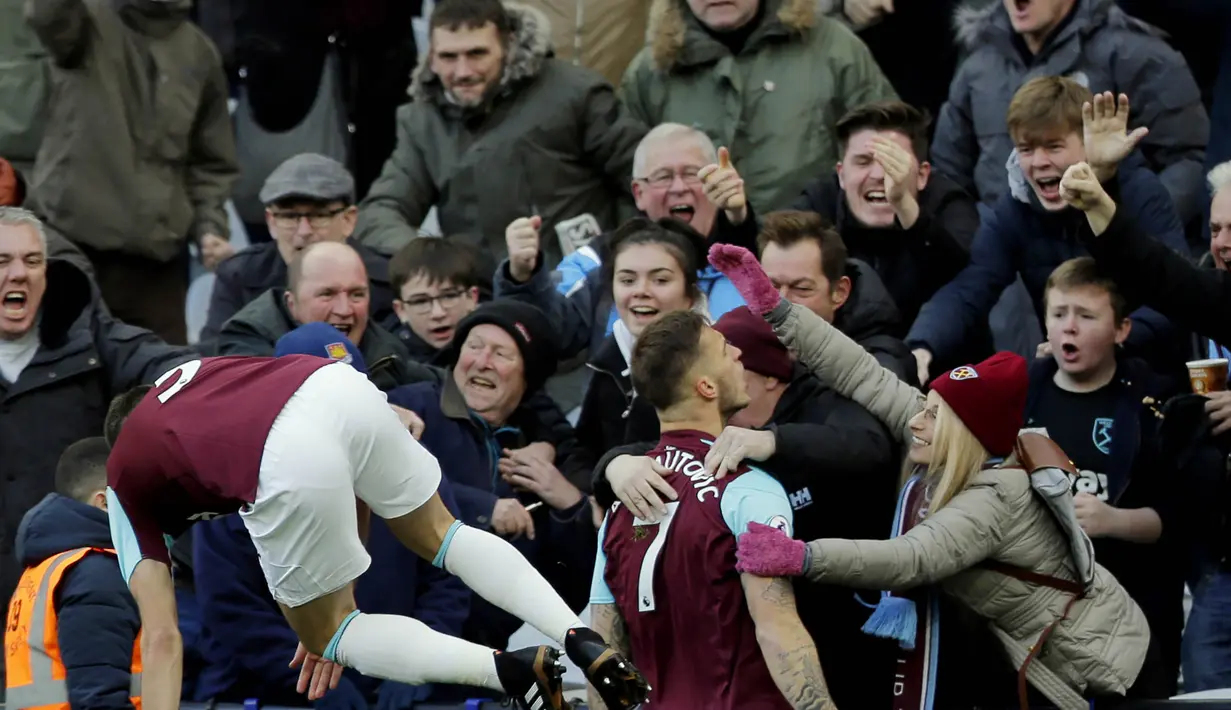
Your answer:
[914,397,993,513]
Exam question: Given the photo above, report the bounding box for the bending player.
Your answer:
[103,322,649,710]
[588,311,834,710]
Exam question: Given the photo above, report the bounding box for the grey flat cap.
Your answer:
[260,153,355,205]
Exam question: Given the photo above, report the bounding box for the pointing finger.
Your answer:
[718,146,732,170]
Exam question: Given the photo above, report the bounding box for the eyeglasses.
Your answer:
[269,206,349,231]
[636,169,703,189]
[399,289,467,314]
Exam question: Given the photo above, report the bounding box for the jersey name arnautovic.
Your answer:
[655,445,719,502]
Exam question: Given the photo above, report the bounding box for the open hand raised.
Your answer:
[1082,92,1148,180]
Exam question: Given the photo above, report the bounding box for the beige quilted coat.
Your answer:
[764,299,1149,709]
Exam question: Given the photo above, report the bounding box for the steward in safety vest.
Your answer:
[6,439,142,709]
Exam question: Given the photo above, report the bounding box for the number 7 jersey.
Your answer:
[589,429,796,709]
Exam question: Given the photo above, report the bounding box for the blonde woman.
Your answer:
[707,244,1149,710]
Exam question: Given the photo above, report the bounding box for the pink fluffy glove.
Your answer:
[735,522,808,577]
[707,244,783,316]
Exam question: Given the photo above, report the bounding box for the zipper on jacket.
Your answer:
[585,361,636,419]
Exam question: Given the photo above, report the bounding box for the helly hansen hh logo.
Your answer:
[789,488,812,510]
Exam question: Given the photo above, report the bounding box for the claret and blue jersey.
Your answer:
[590,429,795,709]
[105,355,332,584]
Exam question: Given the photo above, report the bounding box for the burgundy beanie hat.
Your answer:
[928,352,1027,457]
[713,307,793,382]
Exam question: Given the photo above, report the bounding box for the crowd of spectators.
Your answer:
[1,0,1230,706]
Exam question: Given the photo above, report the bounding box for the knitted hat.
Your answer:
[928,352,1027,457]
[275,322,367,374]
[713,307,792,382]
[451,300,557,394]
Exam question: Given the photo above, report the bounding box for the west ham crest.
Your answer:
[1092,417,1113,456]
[949,366,978,381]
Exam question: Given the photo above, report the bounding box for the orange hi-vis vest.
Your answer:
[5,547,142,710]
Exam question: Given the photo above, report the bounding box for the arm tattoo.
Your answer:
[760,576,794,607]
[773,645,837,710]
[592,603,632,656]
[755,579,838,710]
[587,604,632,710]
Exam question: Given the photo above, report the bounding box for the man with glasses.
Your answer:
[389,238,487,366]
[201,154,396,348]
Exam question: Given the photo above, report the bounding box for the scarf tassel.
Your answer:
[862,593,918,651]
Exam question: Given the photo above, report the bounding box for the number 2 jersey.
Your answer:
[106,355,334,568]
[589,429,796,709]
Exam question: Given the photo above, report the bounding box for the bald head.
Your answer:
[284,241,370,344]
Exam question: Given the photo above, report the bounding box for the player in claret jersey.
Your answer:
[588,311,833,710]
[103,322,649,710]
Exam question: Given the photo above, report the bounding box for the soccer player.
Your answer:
[588,310,834,709]
[103,322,649,710]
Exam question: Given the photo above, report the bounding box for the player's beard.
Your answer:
[717,385,749,424]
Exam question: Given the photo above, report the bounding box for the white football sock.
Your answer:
[440,523,585,644]
[333,612,503,690]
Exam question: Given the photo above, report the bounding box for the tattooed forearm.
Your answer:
[760,576,795,607]
[592,603,632,656]
[744,576,837,710]
[769,644,837,710]
[587,604,631,710]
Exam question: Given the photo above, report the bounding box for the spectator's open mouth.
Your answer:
[468,376,497,390]
[1034,176,1062,201]
[2,291,26,317]
[1059,341,1080,363]
[668,204,695,223]
[629,305,660,323]
[910,435,930,448]
[329,322,352,336]
[429,324,454,340]
[863,190,887,204]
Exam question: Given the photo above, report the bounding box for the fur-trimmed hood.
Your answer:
[951,0,1161,50]
[409,2,553,104]
[646,0,815,71]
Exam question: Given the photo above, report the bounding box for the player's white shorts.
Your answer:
[240,361,443,608]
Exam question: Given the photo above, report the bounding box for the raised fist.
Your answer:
[505,215,541,283]
[1060,162,1117,236]
[1059,162,1105,211]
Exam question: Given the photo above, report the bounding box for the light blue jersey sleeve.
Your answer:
[556,245,603,296]
[589,511,616,605]
[720,467,794,537]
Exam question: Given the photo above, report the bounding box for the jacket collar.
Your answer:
[394,321,454,366]
[952,0,1141,59]
[33,259,95,348]
[646,0,816,71]
[440,374,471,421]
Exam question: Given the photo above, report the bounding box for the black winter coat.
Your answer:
[0,259,194,621]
